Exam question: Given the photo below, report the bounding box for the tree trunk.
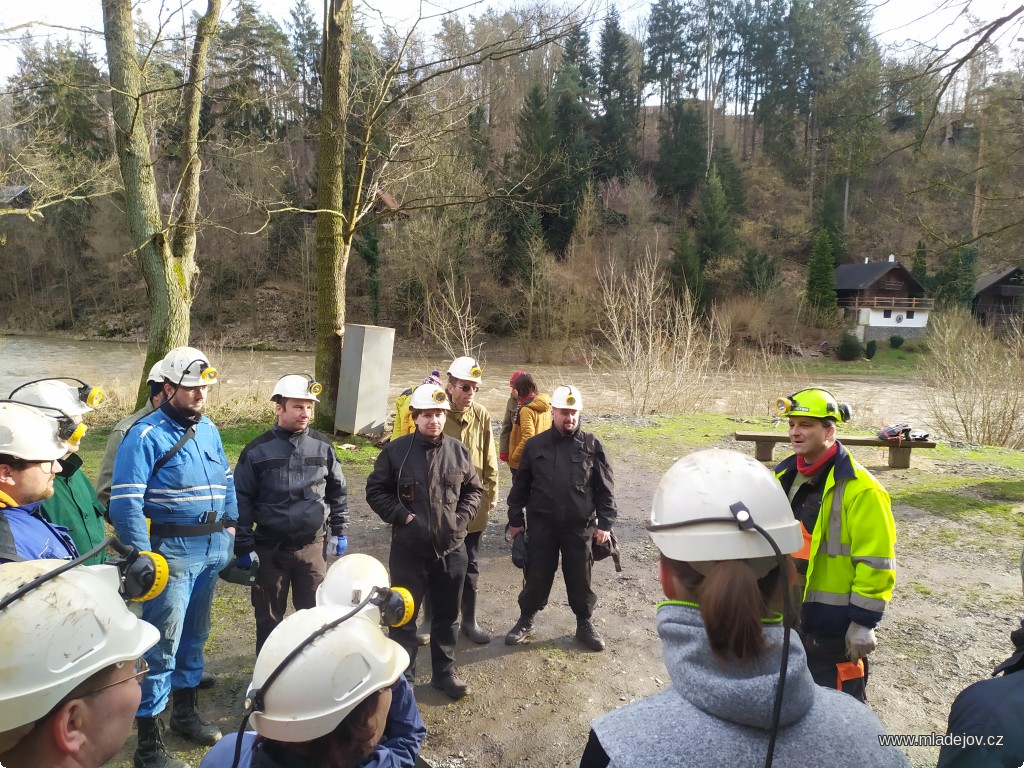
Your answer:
[103,0,182,405]
[102,0,220,407]
[971,113,986,240]
[314,0,354,430]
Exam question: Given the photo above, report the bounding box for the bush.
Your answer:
[889,334,904,349]
[865,339,878,359]
[836,332,864,361]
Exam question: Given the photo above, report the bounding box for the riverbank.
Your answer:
[71,413,1023,768]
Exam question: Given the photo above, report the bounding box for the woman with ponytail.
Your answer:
[579,449,908,768]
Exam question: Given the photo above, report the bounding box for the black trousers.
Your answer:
[800,630,870,702]
[389,539,468,680]
[517,516,596,620]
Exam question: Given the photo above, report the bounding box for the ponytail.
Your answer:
[663,557,785,664]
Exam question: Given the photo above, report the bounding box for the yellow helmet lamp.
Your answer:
[775,388,851,423]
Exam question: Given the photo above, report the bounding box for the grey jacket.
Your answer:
[233,425,348,552]
[589,603,910,768]
[95,401,156,506]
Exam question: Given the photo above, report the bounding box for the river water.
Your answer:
[0,335,935,431]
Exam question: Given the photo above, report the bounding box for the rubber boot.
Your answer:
[134,716,190,768]
[197,670,216,689]
[505,613,535,645]
[460,587,491,644]
[416,594,432,646]
[169,687,222,745]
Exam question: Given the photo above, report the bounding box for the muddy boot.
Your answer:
[460,587,491,644]
[416,595,432,646]
[505,613,535,645]
[576,618,606,651]
[169,687,222,745]
[134,716,190,768]
[431,672,471,700]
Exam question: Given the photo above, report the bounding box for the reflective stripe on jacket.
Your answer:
[776,442,896,636]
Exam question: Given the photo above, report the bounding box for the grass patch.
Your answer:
[796,343,927,376]
[909,581,933,596]
[590,413,745,465]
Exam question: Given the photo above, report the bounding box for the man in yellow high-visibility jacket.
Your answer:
[773,387,896,702]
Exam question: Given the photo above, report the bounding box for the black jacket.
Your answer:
[938,621,1024,768]
[507,426,616,531]
[233,425,348,552]
[366,432,482,558]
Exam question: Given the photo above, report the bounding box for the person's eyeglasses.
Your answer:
[458,384,479,393]
[11,459,61,474]
[82,657,149,696]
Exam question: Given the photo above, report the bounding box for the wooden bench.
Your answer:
[733,431,937,469]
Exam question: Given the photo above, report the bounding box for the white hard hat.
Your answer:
[10,379,99,417]
[648,449,803,565]
[317,553,390,621]
[0,560,159,738]
[551,385,583,411]
[248,605,408,743]
[271,374,322,402]
[147,362,165,384]
[161,346,219,387]
[447,356,483,383]
[0,401,68,460]
[408,383,450,410]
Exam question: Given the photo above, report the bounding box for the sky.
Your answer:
[0,0,1021,82]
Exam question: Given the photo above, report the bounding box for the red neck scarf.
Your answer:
[796,442,838,476]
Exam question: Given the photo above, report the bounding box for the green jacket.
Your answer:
[40,452,107,565]
[444,401,498,533]
[775,442,896,637]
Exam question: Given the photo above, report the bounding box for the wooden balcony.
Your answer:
[837,296,934,310]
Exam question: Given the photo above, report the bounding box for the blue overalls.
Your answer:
[109,402,237,716]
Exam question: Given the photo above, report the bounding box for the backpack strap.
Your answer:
[152,423,196,476]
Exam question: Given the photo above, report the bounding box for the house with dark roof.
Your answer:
[834,255,933,341]
[972,266,1024,327]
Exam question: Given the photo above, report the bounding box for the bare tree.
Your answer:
[102,0,221,405]
[311,2,583,426]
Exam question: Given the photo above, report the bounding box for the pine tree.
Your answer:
[288,0,322,123]
[656,101,704,201]
[739,248,780,295]
[817,185,845,265]
[714,146,746,214]
[911,239,929,290]
[595,8,641,178]
[669,223,707,310]
[696,166,734,265]
[805,229,838,317]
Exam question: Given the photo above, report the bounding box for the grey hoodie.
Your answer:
[591,603,909,768]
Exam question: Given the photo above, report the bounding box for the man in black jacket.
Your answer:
[366,382,483,700]
[505,385,617,651]
[233,374,349,653]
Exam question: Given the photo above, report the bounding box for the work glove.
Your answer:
[499,452,509,463]
[236,551,259,570]
[328,535,348,557]
[845,622,877,662]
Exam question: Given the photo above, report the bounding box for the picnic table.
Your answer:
[733,431,937,469]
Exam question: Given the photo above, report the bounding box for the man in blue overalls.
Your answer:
[110,346,238,768]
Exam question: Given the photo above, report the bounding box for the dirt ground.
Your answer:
[108,439,1022,768]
